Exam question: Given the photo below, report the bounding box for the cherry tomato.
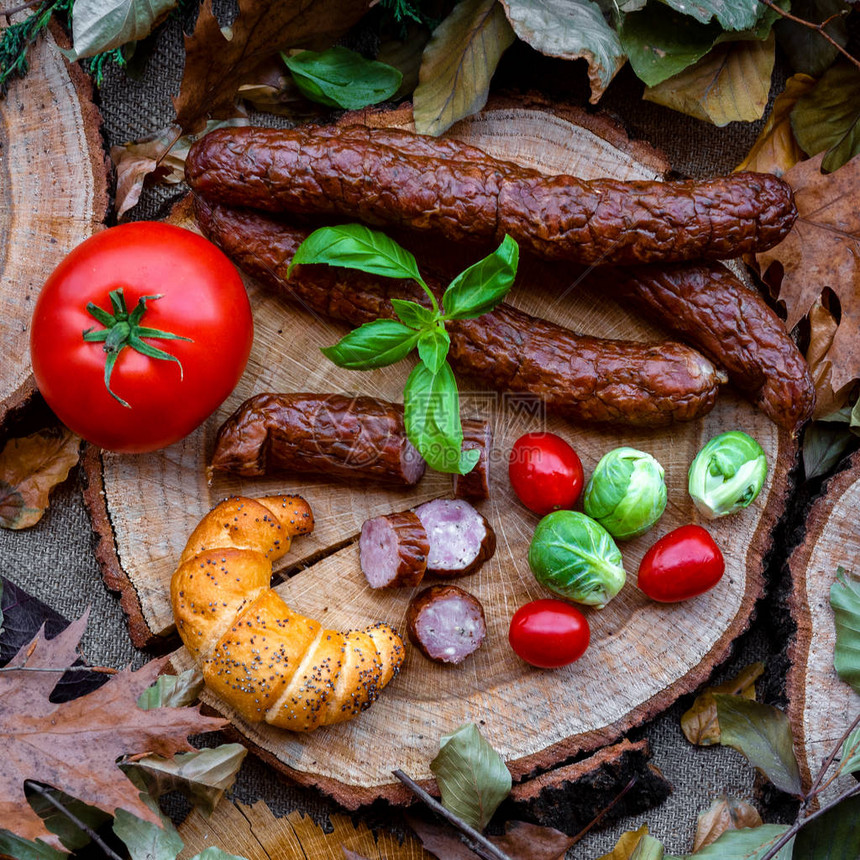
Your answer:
[508,599,590,668]
[508,432,584,515]
[637,524,725,602]
[30,223,253,453]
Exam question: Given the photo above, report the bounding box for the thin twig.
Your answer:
[805,710,860,802]
[759,782,860,860]
[757,0,860,73]
[24,781,125,860]
[569,776,637,847]
[393,769,514,860]
[0,0,42,17]
[0,664,118,674]
[153,126,184,169]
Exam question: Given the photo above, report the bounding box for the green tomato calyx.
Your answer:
[82,288,192,408]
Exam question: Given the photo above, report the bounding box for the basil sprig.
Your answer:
[289,224,520,475]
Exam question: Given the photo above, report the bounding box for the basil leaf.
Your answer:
[417,328,450,374]
[391,298,437,329]
[282,46,402,111]
[404,361,476,474]
[287,224,425,285]
[322,320,419,369]
[442,235,520,320]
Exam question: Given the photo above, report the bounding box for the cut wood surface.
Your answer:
[0,21,109,431]
[84,98,795,805]
[788,451,860,802]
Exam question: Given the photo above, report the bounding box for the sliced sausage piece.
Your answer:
[453,419,492,502]
[186,125,796,265]
[210,392,426,486]
[414,498,496,577]
[359,511,429,589]
[407,584,487,664]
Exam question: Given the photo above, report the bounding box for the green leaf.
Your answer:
[831,567,860,694]
[643,35,775,125]
[404,361,477,475]
[658,0,760,30]
[620,7,721,87]
[23,786,111,851]
[429,722,512,830]
[803,422,855,480]
[281,46,402,110]
[793,794,860,859]
[413,0,515,136]
[287,224,425,286]
[714,695,803,795]
[67,0,178,60]
[791,62,860,173]
[501,0,624,103]
[188,848,249,860]
[442,235,520,320]
[630,834,664,859]
[837,724,860,777]
[391,299,437,329]
[774,0,850,77]
[113,807,184,860]
[137,668,204,710]
[690,825,794,858]
[417,328,450,374]
[123,744,247,816]
[321,320,420,370]
[0,831,66,860]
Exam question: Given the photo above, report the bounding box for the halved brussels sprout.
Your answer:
[528,510,626,608]
[583,447,667,540]
[688,431,767,519]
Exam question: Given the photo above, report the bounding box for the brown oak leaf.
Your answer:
[756,152,860,392]
[693,795,763,851]
[0,614,226,848]
[174,0,372,132]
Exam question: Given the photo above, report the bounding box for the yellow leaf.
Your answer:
[413,0,515,136]
[693,795,763,851]
[644,35,775,126]
[735,74,817,176]
[597,825,650,860]
[179,800,433,860]
[0,427,80,530]
[681,663,764,746]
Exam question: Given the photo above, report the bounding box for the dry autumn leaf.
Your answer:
[681,662,764,746]
[0,427,80,530]
[174,0,371,132]
[805,294,853,418]
[111,118,249,218]
[735,73,816,177]
[179,800,433,859]
[693,795,763,851]
[0,614,226,847]
[596,824,650,859]
[756,152,860,392]
[644,35,775,126]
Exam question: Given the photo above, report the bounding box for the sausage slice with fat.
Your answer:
[414,498,496,577]
[407,584,487,664]
[359,511,428,589]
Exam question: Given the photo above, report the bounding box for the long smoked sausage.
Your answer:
[185,125,796,267]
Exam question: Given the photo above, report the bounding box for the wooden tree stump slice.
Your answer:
[85,98,795,805]
[0,21,109,430]
[788,451,860,803]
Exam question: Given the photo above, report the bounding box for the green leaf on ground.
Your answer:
[690,825,793,858]
[660,0,760,30]
[837,725,860,777]
[714,695,803,795]
[0,832,66,860]
[793,793,860,860]
[282,46,402,110]
[429,722,512,830]
[137,669,204,710]
[803,423,856,480]
[67,0,177,60]
[831,567,860,694]
[113,807,184,860]
[413,0,515,136]
[774,0,850,77]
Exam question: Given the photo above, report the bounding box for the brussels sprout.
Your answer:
[688,431,767,519]
[582,447,667,540]
[528,510,626,608]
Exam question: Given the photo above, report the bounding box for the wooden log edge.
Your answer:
[786,449,860,791]
[0,23,110,434]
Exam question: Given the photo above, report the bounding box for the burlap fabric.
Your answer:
[1,6,796,854]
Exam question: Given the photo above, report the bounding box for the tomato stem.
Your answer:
[82,288,193,408]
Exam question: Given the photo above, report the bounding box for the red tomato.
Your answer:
[637,525,725,602]
[508,599,590,668]
[30,222,253,453]
[508,432,584,515]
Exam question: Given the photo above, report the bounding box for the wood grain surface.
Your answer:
[0,21,108,431]
[84,100,795,805]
